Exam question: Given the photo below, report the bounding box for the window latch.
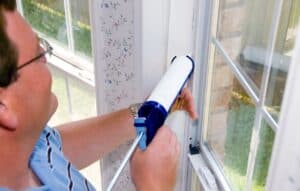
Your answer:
[189,143,200,154]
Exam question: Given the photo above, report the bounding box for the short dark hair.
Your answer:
[0,0,18,87]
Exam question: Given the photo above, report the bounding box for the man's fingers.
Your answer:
[171,88,198,120]
[181,88,198,119]
[150,126,170,144]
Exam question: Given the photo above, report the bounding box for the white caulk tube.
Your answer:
[138,55,194,146]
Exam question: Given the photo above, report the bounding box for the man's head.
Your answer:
[0,1,57,139]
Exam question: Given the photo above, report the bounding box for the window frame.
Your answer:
[189,0,292,190]
[16,0,94,76]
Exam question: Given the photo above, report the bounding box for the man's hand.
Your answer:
[171,87,198,120]
[130,126,180,191]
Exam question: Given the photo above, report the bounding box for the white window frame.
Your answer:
[188,0,299,190]
[16,0,94,79]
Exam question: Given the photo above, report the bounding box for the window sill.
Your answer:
[48,55,95,87]
[189,153,220,191]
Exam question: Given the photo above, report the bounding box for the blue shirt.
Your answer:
[0,127,96,191]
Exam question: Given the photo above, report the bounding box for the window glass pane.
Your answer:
[206,51,256,190]
[48,67,72,126]
[23,0,68,46]
[251,121,275,191]
[216,0,276,94]
[70,1,92,57]
[69,76,96,119]
[265,0,300,121]
[48,66,96,126]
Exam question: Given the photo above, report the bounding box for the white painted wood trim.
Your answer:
[90,0,105,115]
[166,0,194,61]
[140,0,170,98]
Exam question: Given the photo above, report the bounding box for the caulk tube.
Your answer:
[138,56,195,146]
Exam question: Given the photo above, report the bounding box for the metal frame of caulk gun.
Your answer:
[106,56,195,191]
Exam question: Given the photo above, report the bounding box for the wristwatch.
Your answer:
[129,103,143,118]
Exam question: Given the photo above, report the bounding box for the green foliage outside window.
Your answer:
[225,100,254,174]
[224,97,255,190]
[73,23,92,57]
[224,94,274,191]
[22,0,92,57]
[23,0,68,45]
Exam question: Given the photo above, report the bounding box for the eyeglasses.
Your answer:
[17,38,53,71]
[0,38,53,87]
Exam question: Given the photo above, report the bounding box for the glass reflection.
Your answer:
[70,0,92,57]
[216,0,276,93]
[265,0,300,121]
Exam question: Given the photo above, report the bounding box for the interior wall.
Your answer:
[91,0,138,190]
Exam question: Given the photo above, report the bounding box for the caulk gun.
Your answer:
[107,56,195,191]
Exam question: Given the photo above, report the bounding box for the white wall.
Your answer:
[91,0,138,190]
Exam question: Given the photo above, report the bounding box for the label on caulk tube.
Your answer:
[147,56,194,112]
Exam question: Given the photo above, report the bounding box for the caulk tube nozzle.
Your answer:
[138,56,194,146]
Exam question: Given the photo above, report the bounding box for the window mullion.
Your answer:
[65,76,73,117]
[16,0,24,16]
[256,0,284,110]
[64,0,75,52]
[262,107,279,132]
[212,38,260,104]
[244,0,284,190]
[245,111,263,191]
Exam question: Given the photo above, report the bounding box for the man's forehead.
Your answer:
[5,11,39,60]
[5,11,37,42]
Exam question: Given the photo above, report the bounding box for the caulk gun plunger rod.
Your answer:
[106,132,144,191]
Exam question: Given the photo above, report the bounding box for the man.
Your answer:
[0,1,197,190]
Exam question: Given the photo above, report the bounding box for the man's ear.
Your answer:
[0,102,18,130]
